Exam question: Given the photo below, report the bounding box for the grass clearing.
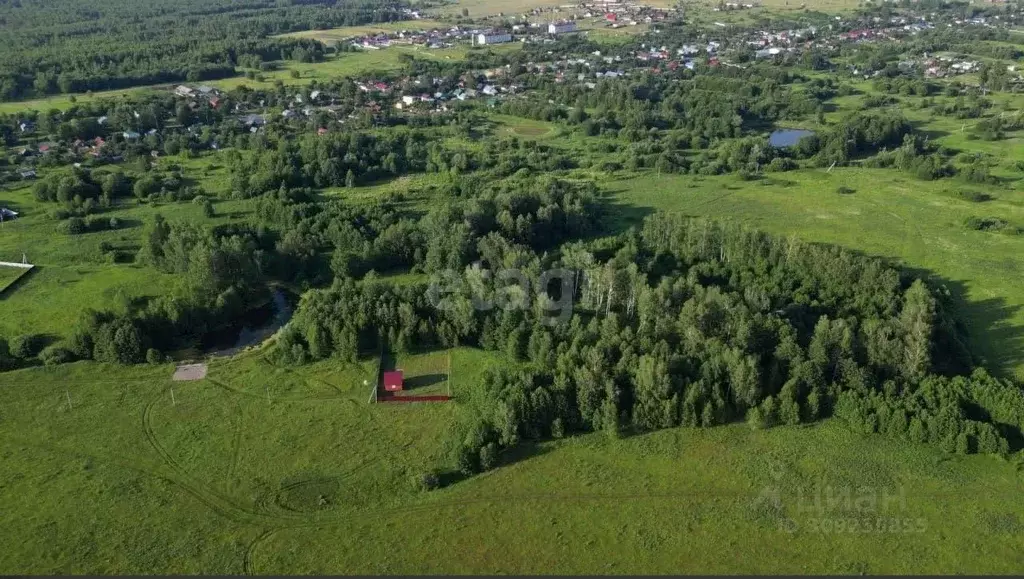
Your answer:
[0,156,254,342]
[383,349,452,397]
[1,348,1023,573]
[492,114,558,139]
[0,88,161,115]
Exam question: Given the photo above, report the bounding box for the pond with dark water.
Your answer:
[769,128,815,148]
[202,289,296,357]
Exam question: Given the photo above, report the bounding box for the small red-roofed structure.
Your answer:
[383,370,404,392]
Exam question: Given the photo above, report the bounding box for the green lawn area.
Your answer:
[0,87,161,115]
[492,114,558,139]
[1,347,1023,574]
[611,168,1024,380]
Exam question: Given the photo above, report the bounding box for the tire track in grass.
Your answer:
[243,529,278,576]
[223,393,246,496]
[207,377,352,403]
[141,384,312,527]
[141,381,393,526]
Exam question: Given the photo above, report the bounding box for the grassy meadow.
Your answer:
[0,264,28,291]
[1,347,1023,574]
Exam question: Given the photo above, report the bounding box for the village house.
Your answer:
[240,114,266,128]
[475,31,513,45]
[548,20,577,34]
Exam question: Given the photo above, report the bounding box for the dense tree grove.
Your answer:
[276,210,1024,470]
[225,126,578,196]
[252,174,602,283]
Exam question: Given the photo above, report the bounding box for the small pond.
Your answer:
[202,288,296,358]
[769,128,815,148]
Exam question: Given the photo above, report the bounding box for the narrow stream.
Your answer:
[204,289,295,358]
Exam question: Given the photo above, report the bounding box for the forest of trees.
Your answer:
[274,205,1024,472]
[0,0,407,99]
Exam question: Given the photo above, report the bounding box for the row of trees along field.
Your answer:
[277,213,1024,475]
[0,0,408,100]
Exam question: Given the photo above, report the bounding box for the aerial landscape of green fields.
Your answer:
[2,0,1024,575]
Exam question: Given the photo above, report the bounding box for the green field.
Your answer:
[1,348,1023,574]
[492,114,558,139]
[0,88,161,115]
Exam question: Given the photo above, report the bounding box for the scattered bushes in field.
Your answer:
[766,157,798,172]
[411,470,442,492]
[959,163,997,185]
[55,215,121,235]
[0,338,14,370]
[951,189,993,203]
[964,216,1021,234]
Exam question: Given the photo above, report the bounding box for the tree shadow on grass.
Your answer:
[910,120,951,142]
[0,264,38,298]
[109,217,143,230]
[435,441,555,489]
[599,193,655,236]
[868,260,1024,379]
[405,373,446,390]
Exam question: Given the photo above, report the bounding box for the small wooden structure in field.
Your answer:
[382,370,404,392]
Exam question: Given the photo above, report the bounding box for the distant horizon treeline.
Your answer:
[0,0,408,100]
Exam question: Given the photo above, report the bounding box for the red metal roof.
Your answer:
[383,370,404,392]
